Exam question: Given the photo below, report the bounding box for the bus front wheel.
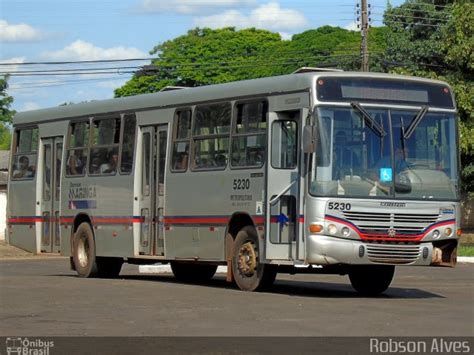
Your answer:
[232,226,277,291]
[348,265,395,296]
[72,222,99,278]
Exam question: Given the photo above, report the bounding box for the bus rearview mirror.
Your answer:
[303,125,317,153]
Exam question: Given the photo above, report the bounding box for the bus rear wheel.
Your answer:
[72,222,99,278]
[232,226,277,291]
[170,262,218,282]
[348,265,395,296]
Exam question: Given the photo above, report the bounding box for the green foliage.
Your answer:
[115,26,386,97]
[458,246,474,257]
[1,76,16,124]
[115,28,282,97]
[0,76,14,150]
[0,123,11,150]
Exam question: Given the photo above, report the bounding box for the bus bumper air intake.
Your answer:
[306,235,434,266]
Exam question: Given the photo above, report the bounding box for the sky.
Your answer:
[1,0,405,113]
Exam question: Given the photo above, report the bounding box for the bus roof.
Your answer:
[13,71,452,126]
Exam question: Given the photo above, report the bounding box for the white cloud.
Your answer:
[41,40,147,61]
[279,32,292,41]
[0,57,26,74]
[0,20,43,42]
[194,2,308,31]
[20,102,41,112]
[344,21,359,31]
[139,0,255,14]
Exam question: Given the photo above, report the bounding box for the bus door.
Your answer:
[139,125,168,256]
[265,112,299,261]
[40,137,63,253]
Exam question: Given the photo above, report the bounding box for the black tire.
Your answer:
[72,222,99,278]
[232,226,277,291]
[170,262,218,282]
[349,265,395,296]
[96,257,123,278]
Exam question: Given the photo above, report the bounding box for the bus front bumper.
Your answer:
[306,235,435,266]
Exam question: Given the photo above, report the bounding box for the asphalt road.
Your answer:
[0,259,473,337]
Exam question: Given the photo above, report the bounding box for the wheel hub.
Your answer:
[77,234,89,268]
[238,241,257,276]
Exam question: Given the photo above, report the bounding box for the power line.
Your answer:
[378,20,445,28]
[378,13,450,22]
[1,65,142,74]
[7,55,365,88]
[0,58,155,66]
[0,48,354,67]
[2,52,368,77]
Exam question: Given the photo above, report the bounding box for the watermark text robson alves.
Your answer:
[370,338,471,354]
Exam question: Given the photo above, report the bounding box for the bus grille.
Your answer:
[366,244,421,264]
[341,211,440,238]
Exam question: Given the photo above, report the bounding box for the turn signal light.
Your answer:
[456,229,462,236]
[309,224,323,233]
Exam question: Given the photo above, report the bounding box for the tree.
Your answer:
[0,76,15,150]
[115,26,387,97]
[115,28,282,97]
[383,0,474,200]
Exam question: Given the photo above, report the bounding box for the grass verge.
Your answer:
[458,245,474,257]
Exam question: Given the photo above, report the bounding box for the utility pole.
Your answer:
[360,0,369,72]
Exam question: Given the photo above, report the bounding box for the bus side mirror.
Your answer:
[303,125,317,153]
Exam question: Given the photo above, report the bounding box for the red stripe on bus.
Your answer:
[164,217,229,225]
[8,217,43,224]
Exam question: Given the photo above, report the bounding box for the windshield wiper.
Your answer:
[404,105,428,139]
[350,102,386,137]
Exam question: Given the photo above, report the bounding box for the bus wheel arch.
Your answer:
[225,213,258,283]
[72,219,99,278]
[231,225,277,291]
[71,214,123,278]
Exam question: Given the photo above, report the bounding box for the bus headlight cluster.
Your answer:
[328,224,338,235]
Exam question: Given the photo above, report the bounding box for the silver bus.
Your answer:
[7,69,460,295]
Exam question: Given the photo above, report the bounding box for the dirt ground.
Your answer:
[0,240,34,258]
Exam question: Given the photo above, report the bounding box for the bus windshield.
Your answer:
[310,106,459,200]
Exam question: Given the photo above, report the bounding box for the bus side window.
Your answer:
[11,127,39,180]
[89,117,121,175]
[171,109,191,172]
[66,121,89,177]
[120,114,136,174]
[192,103,231,171]
[231,101,267,168]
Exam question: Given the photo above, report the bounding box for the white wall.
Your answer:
[0,191,6,240]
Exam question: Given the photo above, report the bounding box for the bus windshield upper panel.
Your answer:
[316,77,455,109]
[310,107,459,200]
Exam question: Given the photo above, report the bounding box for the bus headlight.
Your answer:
[432,230,440,238]
[444,227,452,237]
[342,227,350,237]
[328,224,338,235]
